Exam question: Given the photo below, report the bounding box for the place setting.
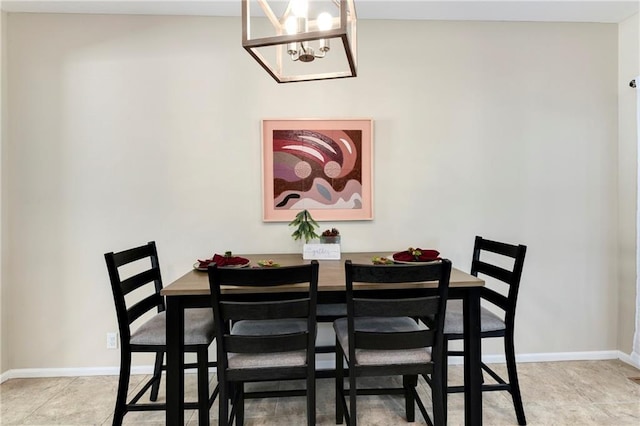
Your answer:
[193,251,250,271]
[372,247,441,265]
[194,251,282,271]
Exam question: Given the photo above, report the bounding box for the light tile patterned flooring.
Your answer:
[1,360,639,425]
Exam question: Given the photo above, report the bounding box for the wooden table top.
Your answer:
[161,252,484,296]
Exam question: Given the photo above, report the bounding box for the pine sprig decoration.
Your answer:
[289,209,320,243]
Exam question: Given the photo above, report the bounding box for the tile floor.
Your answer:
[1,360,639,425]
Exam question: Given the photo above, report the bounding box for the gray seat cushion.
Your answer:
[227,319,309,369]
[333,317,432,366]
[232,318,308,335]
[443,300,506,334]
[317,303,347,318]
[129,308,214,346]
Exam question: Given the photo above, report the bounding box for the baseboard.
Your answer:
[370,349,623,366]
[1,350,634,384]
[0,365,155,383]
[619,350,640,369]
[486,350,621,364]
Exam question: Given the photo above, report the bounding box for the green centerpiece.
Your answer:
[288,209,320,243]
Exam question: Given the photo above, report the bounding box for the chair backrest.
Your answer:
[471,236,527,327]
[208,261,319,370]
[104,241,165,344]
[344,259,452,359]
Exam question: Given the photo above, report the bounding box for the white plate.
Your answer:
[193,261,250,271]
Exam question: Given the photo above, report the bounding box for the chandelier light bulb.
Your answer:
[285,16,298,35]
[317,12,332,31]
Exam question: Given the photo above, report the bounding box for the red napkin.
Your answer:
[212,254,249,266]
[392,249,440,262]
[198,254,249,268]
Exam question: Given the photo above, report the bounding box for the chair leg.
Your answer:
[430,366,445,426]
[197,347,210,426]
[442,338,449,425]
[112,349,131,426]
[236,382,245,426]
[335,339,344,425]
[219,377,229,426]
[403,375,417,422]
[505,334,526,425]
[348,366,357,426]
[307,370,316,426]
[149,351,163,401]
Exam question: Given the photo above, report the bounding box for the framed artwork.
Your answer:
[262,118,373,222]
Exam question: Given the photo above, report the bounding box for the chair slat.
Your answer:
[221,299,310,321]
[120,268,161,296]
[477,238,521,258]
[473,260,513,284]
[350,263,445,284]
[111,244,154,267]
[215,265,318,286]
[128,294,163,324]
[354,329,435,350]
[225,333,308,353]
[481,288,509,310]
[354,297,439,318]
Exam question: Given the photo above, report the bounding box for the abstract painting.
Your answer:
[262,119,373,221]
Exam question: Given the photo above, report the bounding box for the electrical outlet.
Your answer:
[107,332,118,349]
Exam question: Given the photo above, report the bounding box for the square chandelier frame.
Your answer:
[242,0,357,83]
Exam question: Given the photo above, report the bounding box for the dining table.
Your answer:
[161,252,485,425]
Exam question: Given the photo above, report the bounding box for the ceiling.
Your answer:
[1,0,638,24]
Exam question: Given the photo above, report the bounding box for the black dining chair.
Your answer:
[443,236,527,425]
[334,259,452,426]
[104,241,218,426]
[208,261,319,426]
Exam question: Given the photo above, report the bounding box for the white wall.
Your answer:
[3,13,618,371]
[618,13,639,356]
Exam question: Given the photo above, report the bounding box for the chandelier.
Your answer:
[242,0,357,83]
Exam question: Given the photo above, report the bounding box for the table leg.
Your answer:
[463,287,483,425]
[166,296,185,425]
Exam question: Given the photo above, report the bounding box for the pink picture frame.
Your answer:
[262,118,373,222]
